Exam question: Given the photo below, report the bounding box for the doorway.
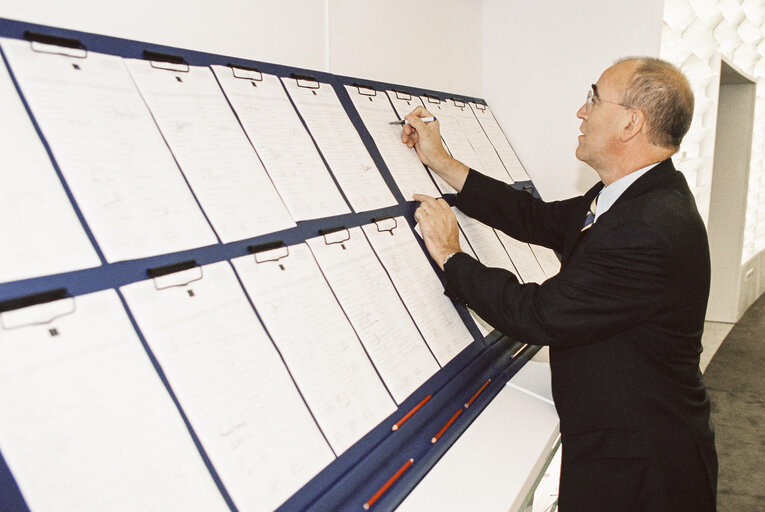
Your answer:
[706,59,756,323]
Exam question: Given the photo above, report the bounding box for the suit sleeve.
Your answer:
[444,218,671,347]
[456,169,585,253]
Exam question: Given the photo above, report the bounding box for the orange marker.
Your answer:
[363,458,414,510]
[512,343,529,358]
[392,394,432,431]
[464,378,491,408]
[431,408,462,444]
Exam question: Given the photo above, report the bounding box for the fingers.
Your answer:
[406,115,427,132]
[405,106,434,132]
[401,107,437,151]
[401,124,418,148]
[413,205,426,224]
[405,105,433,121]
[413,194,453,230]
[413,193,436,223]
[413,193,437,206]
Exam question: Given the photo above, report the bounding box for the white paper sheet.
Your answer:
[0,38,217,262]
[529,244,562,278]
[0,55,100,283]
[470,102,531,181]
[386,91,456,195]
[120,261,333,511]
[0,289,227,511]
[306,228,439,403]
[455,227,495,336]
[126,61,295,242]
[361,217,473,366]
[449,99,513,184]
[453,208,520,278]
[282,77,396,212]
[345,85,439,200]
[397,384,560,512]
[413,219,493,337]
[420,96,485,173]
[495,231,548,284]
[231,244,396,455]
[454,209,517,336]
[211,66,349,221]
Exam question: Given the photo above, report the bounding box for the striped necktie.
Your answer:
[581,195,598,232]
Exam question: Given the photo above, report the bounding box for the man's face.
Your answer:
[575,62,635,169]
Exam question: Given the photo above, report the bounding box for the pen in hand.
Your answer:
[389,116,437,125]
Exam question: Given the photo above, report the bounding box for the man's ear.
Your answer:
[621,109,645,142]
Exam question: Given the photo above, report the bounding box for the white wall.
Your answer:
[0,0,482,95]
[482,0,666,200]
[327,1,483,95]
[1,1,666,202]
[0,0,328,71]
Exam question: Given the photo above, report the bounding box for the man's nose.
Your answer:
[576,103,587,120]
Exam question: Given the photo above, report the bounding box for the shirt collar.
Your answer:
[594,162,660,221]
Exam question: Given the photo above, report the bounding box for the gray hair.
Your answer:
[618,57,694,150]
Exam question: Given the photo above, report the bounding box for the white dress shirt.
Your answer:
[594,162,659,222]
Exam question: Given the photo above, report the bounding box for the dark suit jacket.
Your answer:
[444,159,717,510]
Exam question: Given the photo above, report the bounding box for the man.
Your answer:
[402,57,718,511]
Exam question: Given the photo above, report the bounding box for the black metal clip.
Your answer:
[393,90,412,101]
[451,98,466,108]
[320,226,351,245]
[353,83,377,97]
[229,63,263,82]
[0,288,76,330]
[143,50,190,73]
[24,31,87,59]
[373,217,398,236]
[424,94,443,105]
[147,260,202,290]
[249,241,289,264]
[473,101,487,111]
[291,73,320,89]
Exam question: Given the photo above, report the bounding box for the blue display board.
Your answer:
[0,17,542,512]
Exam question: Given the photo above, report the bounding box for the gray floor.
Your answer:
[703,293,765,511]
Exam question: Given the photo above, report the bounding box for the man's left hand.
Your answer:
[413,194,462,270]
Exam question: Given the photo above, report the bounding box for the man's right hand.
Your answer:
[400,106,470,192]
[401,106,451,170]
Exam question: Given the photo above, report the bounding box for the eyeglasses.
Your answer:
[585,84,634,111]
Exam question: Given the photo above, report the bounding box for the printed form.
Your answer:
[345,85,439,200]
[470,102,531,181]
[362,217,473,366]
[413,219,491,337]
[386,90,455,195]
[495,231,549,284]
[453,207,521,279]
[0,55,99,282]
[449,99,514,184]
[211,66,349,221]
[306,228,440,404]
[121,261,334,512]
[232,243,396,455]
[530,244,562,278]
[453,209,514,336]
[420,96,485,176]
[0,290,227,511]
[283,77,396,212]
[126,60,295,242]
[0,38,217,262]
